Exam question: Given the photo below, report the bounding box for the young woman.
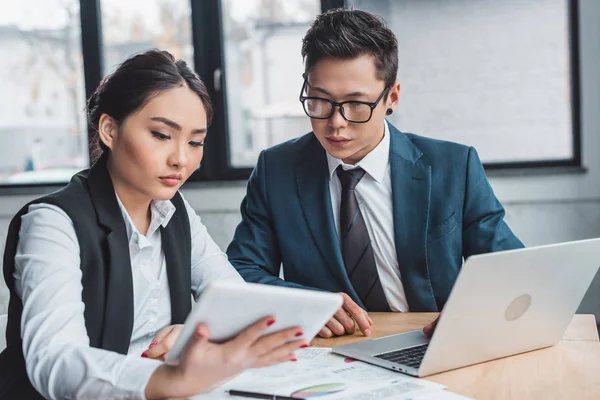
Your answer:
[0,49,306,400]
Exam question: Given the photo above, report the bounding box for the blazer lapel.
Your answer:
[295,136,361,301]
[86,155,134,354]
[388,125,438,312]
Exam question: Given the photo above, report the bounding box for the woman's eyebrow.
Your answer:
[151,116,206,134]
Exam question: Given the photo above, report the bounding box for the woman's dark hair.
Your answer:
[86,49,212,163]
[301,8,398,89]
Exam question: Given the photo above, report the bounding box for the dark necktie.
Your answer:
[337,166,390,311]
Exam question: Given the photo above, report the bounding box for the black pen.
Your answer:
[227,389,302,400]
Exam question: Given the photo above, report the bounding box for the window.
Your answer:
[347,0,580,168]
[100,0,194,73]
[0,0,580,187]
[0,0,88,185]
[221,0,321,168]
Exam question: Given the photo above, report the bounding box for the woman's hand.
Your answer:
[142,324,184,361]
[144,316,306,400]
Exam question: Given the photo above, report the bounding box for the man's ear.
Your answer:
[387,82,401,112]
[97,113,119,150]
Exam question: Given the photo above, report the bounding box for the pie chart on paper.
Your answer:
[291,383,345,398]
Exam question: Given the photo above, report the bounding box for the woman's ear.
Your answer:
[98,113,119,150]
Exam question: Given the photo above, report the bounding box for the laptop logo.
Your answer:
[505,294,532,321]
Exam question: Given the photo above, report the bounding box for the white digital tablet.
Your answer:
[165,281,343,365]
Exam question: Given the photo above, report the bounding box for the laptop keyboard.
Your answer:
[374,343,429,369]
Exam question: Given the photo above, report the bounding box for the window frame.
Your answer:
[196,0,345,181]
[0,0,582,190]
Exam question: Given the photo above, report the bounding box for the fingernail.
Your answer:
[267,319,276,327]
[295,331,303,337]
[149,341,158,348]
[301,344,309,348]
[141,353,148,358]
[365,329,371,336]
[290,357,297,362]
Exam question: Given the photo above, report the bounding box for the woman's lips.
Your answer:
[159,176,182,186]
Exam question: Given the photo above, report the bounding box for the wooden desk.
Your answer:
[311,313,600,400]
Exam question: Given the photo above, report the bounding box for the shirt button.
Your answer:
[151,289,161,298]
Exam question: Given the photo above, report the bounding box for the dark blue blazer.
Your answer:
[227,124,524,311]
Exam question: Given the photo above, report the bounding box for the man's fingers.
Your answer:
[333,308,356,334]
[318,326,333,338]
[342,296,371,336]
[326,317,347,336]
[423,317,439,338]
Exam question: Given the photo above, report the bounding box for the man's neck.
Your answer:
[341,123,386,165]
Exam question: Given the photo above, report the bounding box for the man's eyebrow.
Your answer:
[308,86,369,98]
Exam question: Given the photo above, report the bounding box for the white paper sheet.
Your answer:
[189,348,445,400]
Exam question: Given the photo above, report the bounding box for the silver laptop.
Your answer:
[332,238,600,377]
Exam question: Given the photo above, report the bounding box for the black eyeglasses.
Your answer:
[299,80,391,123]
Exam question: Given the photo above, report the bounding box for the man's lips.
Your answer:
[326,137,351,147]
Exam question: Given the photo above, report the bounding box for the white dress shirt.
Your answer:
[327,120,409,312]
[13,192,244,400]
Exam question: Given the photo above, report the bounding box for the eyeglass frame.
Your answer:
[298,79,391,123]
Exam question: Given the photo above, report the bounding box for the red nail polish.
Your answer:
[295,331,303,337]
[267,319,276,326]
[149,341,158,347]
[301,344,309,348]
[290,357,297,362]
[141,353,148,358]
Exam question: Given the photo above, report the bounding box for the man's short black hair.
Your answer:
[301,8,398,88]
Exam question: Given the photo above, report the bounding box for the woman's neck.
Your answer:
[107,161,152,235]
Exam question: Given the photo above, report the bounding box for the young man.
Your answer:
[227,9,523,338]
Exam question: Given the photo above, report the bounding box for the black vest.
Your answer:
[0,155,192,399]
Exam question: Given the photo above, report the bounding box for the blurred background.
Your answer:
[0,0,599,321]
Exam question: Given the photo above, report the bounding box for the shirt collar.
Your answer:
[326,120,391,184]
[115,193,176,241]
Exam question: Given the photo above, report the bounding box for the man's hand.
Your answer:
[423,315,440,337]
[318,293,373,338]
